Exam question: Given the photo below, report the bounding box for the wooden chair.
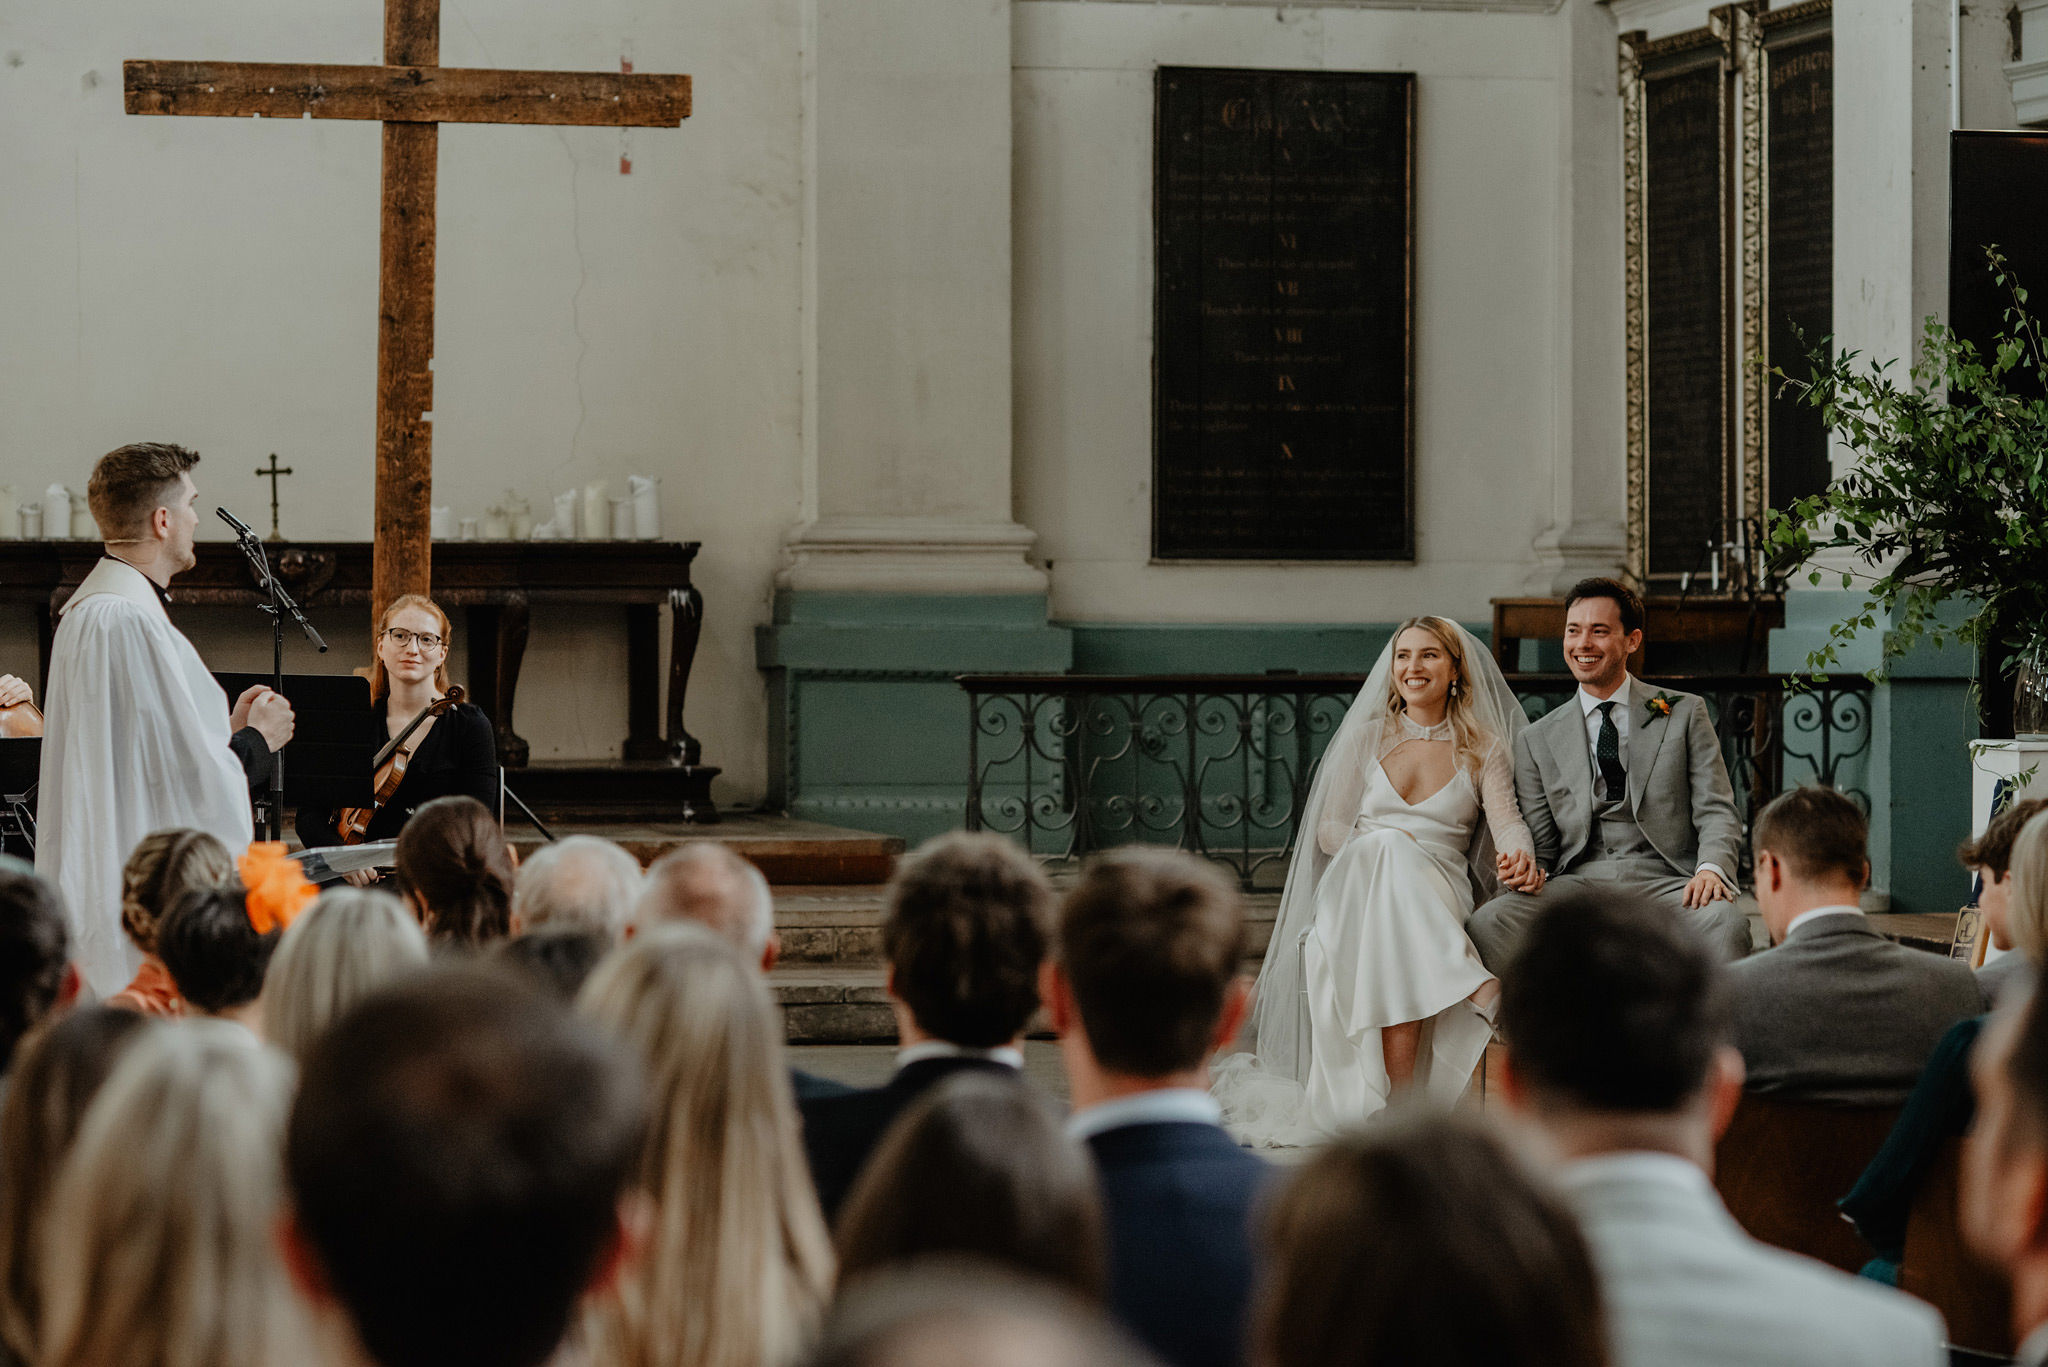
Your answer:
[1714,1094,1901,1273]
[1902,1137,2015,1359]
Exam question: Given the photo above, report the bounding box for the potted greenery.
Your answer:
[1764,251,2048,736]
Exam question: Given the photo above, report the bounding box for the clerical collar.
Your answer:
[102,556,172,607]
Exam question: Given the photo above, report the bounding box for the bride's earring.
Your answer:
[1450,679,1461,698]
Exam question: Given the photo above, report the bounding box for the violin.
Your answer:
[0,702,42,740]
[336,685,465,845]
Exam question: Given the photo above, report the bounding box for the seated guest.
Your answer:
[0,1007,154,1366]
[802,832,1055,1220]
[637,842,851,1101]
[1497,888,1947,1367]
[1256,1111,1608,1367]
[1983,806,2048,1006]
[392,795,517,946]
[1962,987,2048,1365]
[0,861,74,1077]
[807,1263,1156,1367]
[282,968,645,1367]
[1046,849,1265,1367]
[106,828,234,1016]
[578,923,834,1367]
[261,887,429,1064]
[1728,785,1983,1106]
[510,835,644,942]
[155,885,276,1035]
[295,594,499,867]
[837,1072,1104,1298]
[39,1020,301,1367]
[491,924,611,1002]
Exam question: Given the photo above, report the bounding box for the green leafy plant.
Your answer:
[1763,250,2048,684]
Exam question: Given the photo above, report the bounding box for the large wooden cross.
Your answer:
[124,0,691,617]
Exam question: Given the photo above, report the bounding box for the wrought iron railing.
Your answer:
[958,672,1874,891]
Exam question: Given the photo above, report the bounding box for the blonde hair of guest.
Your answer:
[37,1020,300,1367]
[262,887,431,1064]
[578,923,834,1367]
[2008,810,2048,965]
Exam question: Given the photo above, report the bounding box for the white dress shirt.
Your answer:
[1784,905,1863,938]
[1066,1087,1223,1142]
[897,1040,1025,1072]
[1578,673,1729,888]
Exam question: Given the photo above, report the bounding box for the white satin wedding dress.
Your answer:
[1213,623,1532,1146]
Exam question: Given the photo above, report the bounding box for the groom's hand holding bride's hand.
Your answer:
[1496,849,1545,894]
[1682,868,1735,908]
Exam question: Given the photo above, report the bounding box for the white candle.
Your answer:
[42,485,69,540]
[581,480,609,541]
[0,488,16,540]
[431,506,454,540]
[629,475,660,539]
[70,500,94,539]
[554,490,580,540]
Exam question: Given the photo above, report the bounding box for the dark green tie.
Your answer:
[1596,701,1627,801]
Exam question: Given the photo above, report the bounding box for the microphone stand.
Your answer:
[218,508,327,840]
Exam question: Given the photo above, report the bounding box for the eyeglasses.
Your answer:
[383,627,446,652]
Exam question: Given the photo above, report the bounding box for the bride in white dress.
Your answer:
[1213,617,1544,1145]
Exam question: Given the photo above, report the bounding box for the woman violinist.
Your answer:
[296,595,499,879]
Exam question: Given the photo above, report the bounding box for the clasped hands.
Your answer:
[230,685,297,752]
[1495,849,1546,894]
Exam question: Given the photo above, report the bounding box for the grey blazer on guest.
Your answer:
[1728,912,1988,1107]
[1512,678,1744,879]
[1560,1152,1947,1367]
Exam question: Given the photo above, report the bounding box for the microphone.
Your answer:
[216,506,260,542]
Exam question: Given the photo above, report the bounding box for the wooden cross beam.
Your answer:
[124,0,691,618]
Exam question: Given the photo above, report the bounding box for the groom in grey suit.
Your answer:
[1468,578,1751,968]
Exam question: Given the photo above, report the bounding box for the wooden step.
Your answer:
[502,760,720,824]
[508,813,904,886]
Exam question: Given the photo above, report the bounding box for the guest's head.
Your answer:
[1562,577,1644,693]
[88,441,201,571]
[884,833,1054,1049]
[577,922,833,1367]
[493,924,613,1002]
[1964,986,2048,1342]
[636,842,777,967]
[393,795,517,946]
[837,1072,1105,1299]
[512,835,645,943]
[1750,785,1870,942]
[39,1019,299,1367]
[0,1007,155,1365]
[0,863,71,1073]
[284,967,645,1367]
[2006,811,2048,967]
[156,884,276,1030]
[1048,849,1248,1103]
[1255,1111,1608,1367]
[1498,889,1741,1168]
[808,1262,1156,1367]
[118,828,234,957]
[1961,799,2048,955]
[261,887,429,1064]
[369,593,453,703]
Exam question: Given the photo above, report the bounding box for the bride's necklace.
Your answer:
[1395,712,1453,742]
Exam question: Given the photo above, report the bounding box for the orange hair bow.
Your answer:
[240,842,318,935]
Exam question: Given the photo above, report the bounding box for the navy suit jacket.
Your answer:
[800,1056,1021,1221]
[1086,1120,1270,1367]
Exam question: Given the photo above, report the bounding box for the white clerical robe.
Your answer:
[35,558,252,995]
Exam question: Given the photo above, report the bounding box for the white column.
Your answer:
[782,0,1046,595]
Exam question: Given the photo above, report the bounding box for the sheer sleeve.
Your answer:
[1316,719,1378,856]
[1479,738,1534,859]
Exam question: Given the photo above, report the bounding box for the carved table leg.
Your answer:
[495,593,532,768]
[666,586,704,766]
[622,603,665,761]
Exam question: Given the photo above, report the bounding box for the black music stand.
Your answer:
[214,673,377,836]
[0,739,36,861]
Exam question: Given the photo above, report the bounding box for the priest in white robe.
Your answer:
[35,443,294,996]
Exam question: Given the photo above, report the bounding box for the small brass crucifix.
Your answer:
[255,453,293,542]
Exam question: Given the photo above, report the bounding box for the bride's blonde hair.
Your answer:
[1382,616,1496,775]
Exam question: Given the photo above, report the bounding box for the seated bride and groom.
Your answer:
[1215,577,1749,1144]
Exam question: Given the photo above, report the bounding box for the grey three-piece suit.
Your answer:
[1467,676,1752,969]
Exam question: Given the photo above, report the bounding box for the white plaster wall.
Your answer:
[1012,1,1577,625]
[0,0,803,802]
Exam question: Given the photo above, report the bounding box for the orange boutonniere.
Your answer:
[239,842,318,935]
[1644,692,1679,724]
